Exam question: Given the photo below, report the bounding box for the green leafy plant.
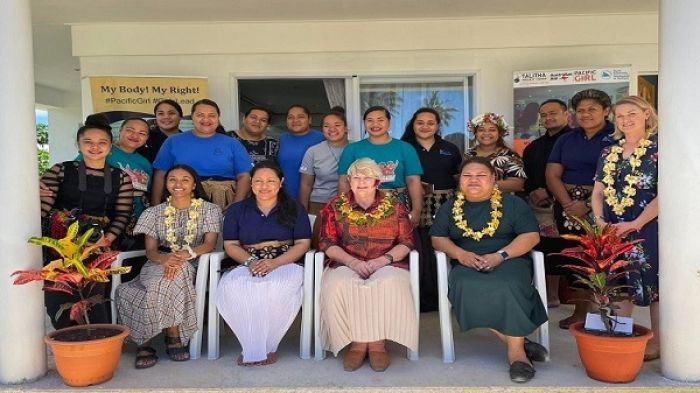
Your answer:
[554,217,641,335]
[12,221,130,324]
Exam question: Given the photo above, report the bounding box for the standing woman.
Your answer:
[138,99,183,163]
[40,116,134,328]
[116,165,221,368]
[465,112,526,193]
[151,99,252,210]
[401,107,462,311]
[216,161,311,366]
[299,111,349,215]
[591,96,659,360]
[338,106,423,227]
[546,89,615,329]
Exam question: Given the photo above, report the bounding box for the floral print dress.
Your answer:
[595,135,659,305]
[465,147,527,182]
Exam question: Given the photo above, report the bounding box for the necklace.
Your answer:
[336,192,394,225]
[164,197,203,251]
[451,187,503,241]
[601,138,652,216]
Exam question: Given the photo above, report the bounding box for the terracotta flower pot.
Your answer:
[569,321,652,383]
[45,324,129,387]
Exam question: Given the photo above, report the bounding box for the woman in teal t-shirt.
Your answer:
[337,106,424,227]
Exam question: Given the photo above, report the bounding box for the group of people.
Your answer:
[37,88,659,383]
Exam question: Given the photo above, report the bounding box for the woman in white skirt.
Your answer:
[318,158,418,372]
[216,161,311,366]
[116,164,221,369]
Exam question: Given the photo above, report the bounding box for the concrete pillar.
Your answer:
[0,0,47,384]
[658,0,700,382]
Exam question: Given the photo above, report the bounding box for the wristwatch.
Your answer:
[243,255,259,267]
[497,250,510,261]
[383,253,394,264]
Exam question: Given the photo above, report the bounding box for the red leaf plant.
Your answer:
[11,221,130,324]
[552,217,642,335]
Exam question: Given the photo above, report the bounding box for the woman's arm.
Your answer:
[406,175,423,226]
[298,173,315,211]
[234,173,251,203]
[105,172,134,243]
[613,197,658,233]
[479,232,540,270]
[250,239,311,277]
[591,181,606,226]
[223,239,251,264]
[545,163,572,206]
[325,244,373,278]
[431,236,483,270]
[150,169,166,206]
[191,232,218,257]
[39,163,62,218]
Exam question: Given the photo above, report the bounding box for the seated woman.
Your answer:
[318,158,417,373]
[465,112,526,193]
[430,157,547,383]
[40,116,134,329]
[216,161,311,366]
[115,164,221,369]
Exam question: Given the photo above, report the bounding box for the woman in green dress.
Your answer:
[430,156,547,383]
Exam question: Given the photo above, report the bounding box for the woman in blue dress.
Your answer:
[591,95,659,360]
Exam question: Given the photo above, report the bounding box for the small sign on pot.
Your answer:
[584,312,634,335]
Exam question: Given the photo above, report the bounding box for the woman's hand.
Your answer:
[346,258,373,279]
[563,200,589,218]
[162,251,188,280]
[409,209,421,227]
[612,221,641,235]
[249,258,280,277]
[366,256,391,275]
[479,253,504,272]
[456,250,485,270]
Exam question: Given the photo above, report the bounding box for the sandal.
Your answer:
[509,361,535,383]
[135,346,158,369]
[164,335,190,362]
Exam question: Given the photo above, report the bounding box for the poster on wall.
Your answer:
[85,75,209,132]
[512,66,630,155]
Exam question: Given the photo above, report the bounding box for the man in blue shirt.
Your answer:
[277,104,325,200]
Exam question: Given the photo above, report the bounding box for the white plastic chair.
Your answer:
[206,250,315,360]
[111,250,211,360]
[313,250,420,361]
[435,250,549,363]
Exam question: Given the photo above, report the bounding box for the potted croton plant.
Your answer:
[12,221,131,387]
[556,218,653,383]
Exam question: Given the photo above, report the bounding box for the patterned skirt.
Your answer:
[553,184,593,234]
[420,189,454,227]
[319,266,418,356]
[215,241,303,363]
[115,260,198,345]
[201,179,236,211]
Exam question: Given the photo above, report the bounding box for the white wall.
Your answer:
[65,13,657,158]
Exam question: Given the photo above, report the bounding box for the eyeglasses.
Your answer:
[349,176,377,183]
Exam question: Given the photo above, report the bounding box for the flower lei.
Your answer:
[336,192,394,225]
[164,197,203,251]
[451,187,503,241]
[601,138,652,216]
[467,112,511,136]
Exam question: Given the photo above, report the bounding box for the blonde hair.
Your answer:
[347,158,382,179]
[612,95,658,140]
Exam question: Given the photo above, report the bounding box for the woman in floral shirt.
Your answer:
[591,95,659,360]
[464,112,526,193]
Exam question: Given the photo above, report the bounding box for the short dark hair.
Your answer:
[539,99,567,111]
[363,106,391,120]
[570,89,611,110]
[191,99,221,115]
[154,99,183,117]
[459,156,496,176]
[287,104,310,117]
[245,106,271,120]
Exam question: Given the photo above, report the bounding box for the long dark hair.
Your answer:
[163,164,207,200]
[401,107,441,144]
[251,160,297,227]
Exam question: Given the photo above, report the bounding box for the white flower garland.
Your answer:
[164,197,202,251]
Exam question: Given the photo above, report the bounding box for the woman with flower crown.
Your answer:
[591,95,659,360]
[465,112,527,193]
[116,164,222,369]
[216,160,312,366]
[318,158,417,373]
[431,156,547,383]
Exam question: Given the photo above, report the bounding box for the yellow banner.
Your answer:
[89,76,209,114]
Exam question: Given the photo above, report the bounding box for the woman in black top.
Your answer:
[401,107,462,311]
[40,116,134,328]
[138,99,183,163]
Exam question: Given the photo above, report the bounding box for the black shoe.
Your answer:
[509,361,535,383]
[524,338,548,362]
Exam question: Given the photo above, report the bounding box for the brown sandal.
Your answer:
[135,346,158,369]
[164,335,190,362]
